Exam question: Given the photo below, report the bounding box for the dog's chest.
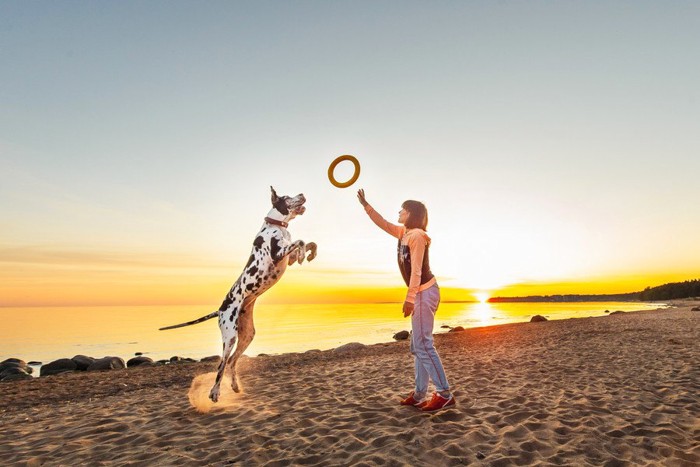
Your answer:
[243,228,288,294]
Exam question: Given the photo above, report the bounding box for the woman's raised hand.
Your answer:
[357,189,368,207]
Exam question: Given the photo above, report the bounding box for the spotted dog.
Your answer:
[160,187,317,402]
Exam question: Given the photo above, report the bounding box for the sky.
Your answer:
[1,1,699,307]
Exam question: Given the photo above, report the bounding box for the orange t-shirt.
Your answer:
[364,204,436,303]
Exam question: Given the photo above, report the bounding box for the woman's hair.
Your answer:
[402,200,428,230]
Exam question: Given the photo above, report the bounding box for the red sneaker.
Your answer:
[420,393,456,412]
[399,391,426,407]
[415,399,430,409]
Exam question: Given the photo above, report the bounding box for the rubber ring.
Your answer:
[328,155,361,188]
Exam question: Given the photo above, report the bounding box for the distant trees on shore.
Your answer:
[639,279,700,301]
[489,279,700,303]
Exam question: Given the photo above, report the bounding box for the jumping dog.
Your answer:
[160,187,317,402]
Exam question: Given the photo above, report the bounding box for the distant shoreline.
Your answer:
[490,278,700,303]
[489,296,642,303]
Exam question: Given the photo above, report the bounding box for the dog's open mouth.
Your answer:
[292,195,306,215]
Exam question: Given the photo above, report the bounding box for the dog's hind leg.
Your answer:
[228,299,256,393]
[209,301,242,403]
[209,333,237,402]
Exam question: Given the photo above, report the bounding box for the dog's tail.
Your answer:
[159,311,219,331]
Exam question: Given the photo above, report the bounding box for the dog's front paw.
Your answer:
[306,242,317,261]
[295,241,306,264]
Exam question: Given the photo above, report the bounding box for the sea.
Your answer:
[0,301,665,372]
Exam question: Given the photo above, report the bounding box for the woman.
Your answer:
[357,189,455,411]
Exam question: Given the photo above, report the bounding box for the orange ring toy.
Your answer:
[328,155,361,188]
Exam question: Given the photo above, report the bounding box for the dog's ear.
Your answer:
[270,186,278,203]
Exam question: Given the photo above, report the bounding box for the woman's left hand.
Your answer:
[403,301,414,317]
[357,189,369,207]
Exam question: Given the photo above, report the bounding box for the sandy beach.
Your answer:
[1,302,698,466]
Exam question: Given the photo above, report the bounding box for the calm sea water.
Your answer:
[0,301,665,367]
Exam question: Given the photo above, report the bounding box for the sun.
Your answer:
[473,292,490,304]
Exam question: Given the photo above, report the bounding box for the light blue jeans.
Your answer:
[409,283,450,399]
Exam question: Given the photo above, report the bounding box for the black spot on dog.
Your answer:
[245,254,255,268]
[246,283,254,291]
[270,237,281,261]
[219,295,233,312]
[253,236,264,248]
[248,265,258,276]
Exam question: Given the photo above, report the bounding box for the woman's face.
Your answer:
[398,207,409,225]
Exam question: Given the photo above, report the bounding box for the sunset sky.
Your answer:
[1,2,699,307]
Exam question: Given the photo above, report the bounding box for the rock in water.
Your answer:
[530,315,548,323]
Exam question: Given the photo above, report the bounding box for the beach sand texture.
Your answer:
[1,304,698,466]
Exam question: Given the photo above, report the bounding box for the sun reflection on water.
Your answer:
[472,301,493,325]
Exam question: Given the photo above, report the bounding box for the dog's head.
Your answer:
[270,186,306,220]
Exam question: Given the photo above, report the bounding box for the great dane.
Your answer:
[160,186,317,402]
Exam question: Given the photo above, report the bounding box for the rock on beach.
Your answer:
[40,358,78,377]
[87,357,126,372]
[0,359,33,382]
[127,356,154,367]
[71,355,95,371]
[333,342,366,353]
